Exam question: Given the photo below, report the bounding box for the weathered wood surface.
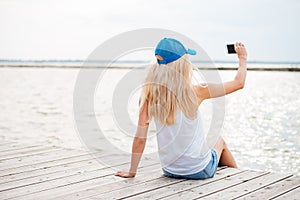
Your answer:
[0,141,299,200]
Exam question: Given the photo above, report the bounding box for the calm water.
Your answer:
[0,66,299,175]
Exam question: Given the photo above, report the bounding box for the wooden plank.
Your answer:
[0,170,119,200]
[0,148,87,171]
[55,166,229,200]
[4,159,159,200]
[0,141,17,146]
[0,160,130,198]
[236,175,300,200]
[123,167,243,200]
[88,167,240,200]
[158,170,268,200]
[201,172,293,199]
[0,155,129,191]
[0,146,61,161]
[0,151,110,177]
[0,144,38,153]
[49,164,165,200]
[0,148,64,167]
[271,186,300,200]
[0,145,48,157]
[29,164,162,200]
[0,144,23,152]
[90,174,185,199]
[0,142,14,145]
[0,153,114,184]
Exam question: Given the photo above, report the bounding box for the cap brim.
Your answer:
[187,48,197,55]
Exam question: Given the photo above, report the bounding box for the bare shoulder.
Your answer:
[193,83,210,103]
[194,83,208,89]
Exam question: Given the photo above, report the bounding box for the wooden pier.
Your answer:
[0,140,299,199]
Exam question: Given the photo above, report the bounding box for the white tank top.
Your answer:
[155,109,211,175]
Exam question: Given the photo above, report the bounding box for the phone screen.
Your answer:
[227,44,236,54]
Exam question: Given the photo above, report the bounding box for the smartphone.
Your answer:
[227,44,236,54]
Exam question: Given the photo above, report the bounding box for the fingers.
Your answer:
[235,42,243,48]
[235,42,245,47]
[115,171,134,178]
[115,171,122,176]
[234,42,247,60]
[115,173,127,178]
[235,42,246,53]
[235,42,239,52]
[115,171,126,176]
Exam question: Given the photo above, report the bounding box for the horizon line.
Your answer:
[0,59,300,65]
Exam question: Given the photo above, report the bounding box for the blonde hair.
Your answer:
[140,54,198,125]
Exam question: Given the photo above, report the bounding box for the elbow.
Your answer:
[237,81,245,89]
[134,137,147,146]
[234,78,245,89]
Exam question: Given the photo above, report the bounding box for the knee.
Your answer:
[219,137,227,149]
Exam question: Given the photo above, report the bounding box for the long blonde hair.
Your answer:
[140,54,198,125]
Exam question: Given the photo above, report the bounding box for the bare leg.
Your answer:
[213,136,237,168]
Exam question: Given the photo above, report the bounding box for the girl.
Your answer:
[115,38,247,179]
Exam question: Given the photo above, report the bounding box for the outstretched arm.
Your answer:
[115,102,149,178]
[194,42,247,102]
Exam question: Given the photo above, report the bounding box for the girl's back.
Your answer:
[155,109,211,175]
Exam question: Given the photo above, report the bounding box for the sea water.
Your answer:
[0,65,299,175]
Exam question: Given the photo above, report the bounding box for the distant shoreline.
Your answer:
[1,59,300,65]
[1,59,299,72]
[0,64,299,72]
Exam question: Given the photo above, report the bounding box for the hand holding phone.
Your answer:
[227,43,247,60]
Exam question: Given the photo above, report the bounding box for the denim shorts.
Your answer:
[162,149,218,180]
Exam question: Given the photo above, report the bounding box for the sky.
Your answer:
[0,0,299,62]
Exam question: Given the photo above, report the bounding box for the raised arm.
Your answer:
[115,101,149,178]
[194,42,247,102]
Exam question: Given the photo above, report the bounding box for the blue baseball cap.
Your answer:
[155,38,196,64]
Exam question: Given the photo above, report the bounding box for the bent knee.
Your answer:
[218,136,227,149]
[213,137,226,153]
